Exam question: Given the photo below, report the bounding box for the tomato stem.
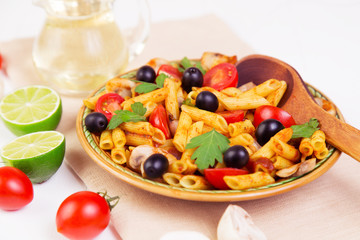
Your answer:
[97,191,120,211]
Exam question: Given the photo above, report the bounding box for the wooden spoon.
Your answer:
[236,54,360,161]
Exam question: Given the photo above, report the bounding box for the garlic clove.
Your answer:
[217,205,267,240]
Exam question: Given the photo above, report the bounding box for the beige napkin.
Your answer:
[1,15,360,240]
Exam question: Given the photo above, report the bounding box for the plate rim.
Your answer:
[76,72,343,202]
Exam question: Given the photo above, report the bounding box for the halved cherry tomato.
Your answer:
[253,105,296,128]
[204,168,249,190]
[217,110,245,124]
[95,93,124,121]
[157,64,182,79]
[149,105,171,139]
[203,63,238,91]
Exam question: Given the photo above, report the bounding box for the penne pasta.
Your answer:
[228,120,255,137]
[314,147,329,159]
[125,132,153,146]
[122,88,168,110]
[173,111,192,152]
[251,128,293,160]
[152,127,166,145]
[163,172,183,187]
[179,175,211,190]
[224,172,275,190]
[181,105,228,134]
[120,122,154,136]
[180,121,204,175]
[99,130,114,150]
[83,91,106,110]
[111,147,127,164]
[229,133,254,147]
[299,138,314,158]
[220,87,243,97]
[168,161,188,174]
[112,127,126,148]
[272,156,295,170]
[266,80,287,106]
[272,139,300,162]
[220,94,270,111]
[310,130,326,152]
[164,78,181,120]
[242,79,282,98]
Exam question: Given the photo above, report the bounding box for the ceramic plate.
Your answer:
[76,67,343,202]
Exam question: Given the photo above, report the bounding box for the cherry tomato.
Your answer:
[157,64,182,79]
[204,168,249,190]
[95,93,124,121]
[0,53,3,71]
[56,191,111,240]
[217,110,245,124]
[0,166,33,211]
[149,104,171,139]
[253,105,296,128]
[203,63,238,91]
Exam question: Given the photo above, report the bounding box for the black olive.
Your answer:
[181,67,203,93]
[224,145,249,169]
[255,119,284,146]
[85,112,108,134]
[136,65,156,83]
[195,91,219,112]
[144,153,169,178]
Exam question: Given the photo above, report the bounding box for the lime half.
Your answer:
[0,85,62,136]
[1,131,65,183]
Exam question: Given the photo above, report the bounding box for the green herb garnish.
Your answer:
[134,73,167,94]
[178,57,206,75]
[182,98,195,107]
[107,102,147,130]
[290,118,320,139]
[185,129,230,170]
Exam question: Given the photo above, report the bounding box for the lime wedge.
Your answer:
[0,85,62,136]
[1,131,65,183]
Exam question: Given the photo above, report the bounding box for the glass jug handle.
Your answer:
[117,0,151,62]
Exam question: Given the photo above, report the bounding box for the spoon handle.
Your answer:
[313,106,360,161]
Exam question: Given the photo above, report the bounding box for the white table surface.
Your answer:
[1,0,360,239]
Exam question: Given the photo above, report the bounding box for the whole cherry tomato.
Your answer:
[204,168,249,190]
[0,166,34,211]
[203,63,238,91]
[149,104,171,139]
[253,105,296,128]
[95,93,124,121]
[56,191,113,240]
[0,53,3,71]
[217,110,245,124]
[157,64,182,79]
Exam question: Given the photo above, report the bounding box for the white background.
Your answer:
[1,0,360,239]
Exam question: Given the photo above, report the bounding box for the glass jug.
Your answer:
[32,0,150,96]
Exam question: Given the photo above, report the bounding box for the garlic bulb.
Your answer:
[217,205,267,240]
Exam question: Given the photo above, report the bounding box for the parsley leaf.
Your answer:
[290,118,320,139]
[135,83,159,93]
[185,129,230,170]
[178,57,206,75]
[131,102,147,116]
[155,73,167,88]
[134,73,167,94]
[107,102,147,130]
